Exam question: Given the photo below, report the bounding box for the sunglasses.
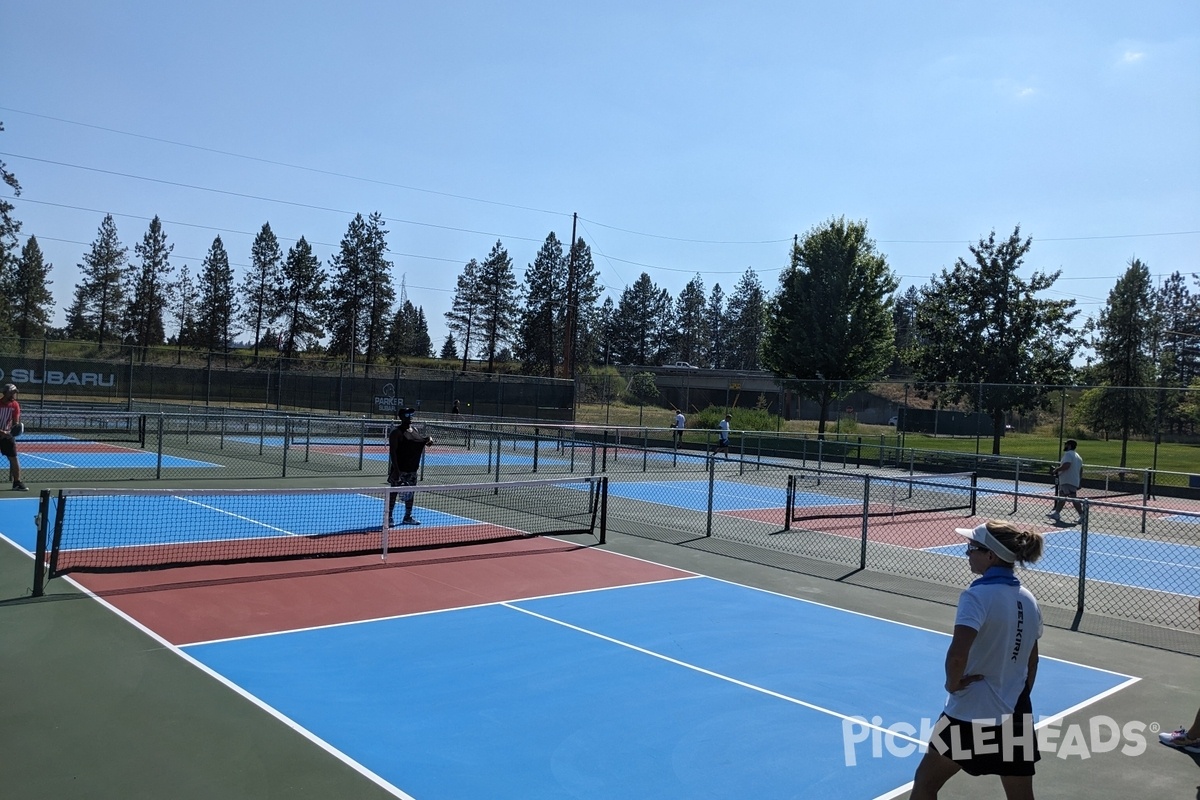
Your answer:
[966,543,990,554]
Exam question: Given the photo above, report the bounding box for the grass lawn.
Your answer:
[574,402,1199,477]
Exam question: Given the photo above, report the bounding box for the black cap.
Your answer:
[401,407,416,417]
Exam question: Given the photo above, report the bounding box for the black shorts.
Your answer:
[929,690,1040,777]
[0,434,15,459]
[388,470,417,488]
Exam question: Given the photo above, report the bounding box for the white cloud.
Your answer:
[1120,50,1145,65]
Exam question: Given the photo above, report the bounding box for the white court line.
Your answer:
[503,600,927,746]
[171,495,304,537]
[21,453,78,467]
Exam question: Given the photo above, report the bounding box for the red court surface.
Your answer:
[69,538,693,645]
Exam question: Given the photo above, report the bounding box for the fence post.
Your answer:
[706,454,716,537]
[859,476,870,569]
[1076,500,1090,616]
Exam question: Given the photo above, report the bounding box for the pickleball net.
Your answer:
[786,469,977,523]
[32,476,607,591]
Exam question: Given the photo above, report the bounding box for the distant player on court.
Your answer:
[387,407,433,525]
[1047,439,1084,524]
[714,413,732,458]
[0,383,27,491]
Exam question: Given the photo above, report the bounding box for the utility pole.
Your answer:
[562,212,579,379]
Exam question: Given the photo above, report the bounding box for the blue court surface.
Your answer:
[928,530,1200,594]
[604,479,851,512]
[20,441,220,469]
[183,576,1135,799]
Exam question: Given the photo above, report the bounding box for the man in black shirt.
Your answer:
[387,408,434,525]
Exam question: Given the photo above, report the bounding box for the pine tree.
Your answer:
[475,241,519,372]
[514,232,566,376]
[445,258,482,372]
[278,236,326,360]
[194,236,238,355]
[610,273,672,366]
[725,268,767,371]
[71,215,129,348]
[327,213,395,373]
[172,264,199,356]
[123,216,174,359]
[439,333,458,361]
[674,274,707,364]
[11,235,54,350]
[0,122,20,337]
[564,237,604,372]
[705,283,726,369]
[240,222,284,358]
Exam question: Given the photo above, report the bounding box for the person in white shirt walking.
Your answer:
[1047,440,1084,524]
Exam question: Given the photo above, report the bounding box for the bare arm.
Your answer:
[1024,640,1039,693]
[944,624,981,693]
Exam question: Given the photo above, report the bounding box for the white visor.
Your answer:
[955,523,1017,563]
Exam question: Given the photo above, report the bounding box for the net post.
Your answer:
[46,491,67,579]
[598,476,608,544]
[784,475,793,531]
[31,490,50,597]
[155,413,164,479]
[970,472,978,516]
[281,416,291,478]
[358,420,366,471]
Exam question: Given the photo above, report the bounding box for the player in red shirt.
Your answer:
[0,383,27,491]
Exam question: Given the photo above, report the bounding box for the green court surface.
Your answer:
[1,487,1198,799]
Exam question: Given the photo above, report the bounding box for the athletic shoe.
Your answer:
[1159,728,1200,753]
[1045,512,1060,522]
[12,481,27,491]
[401,517,421,525]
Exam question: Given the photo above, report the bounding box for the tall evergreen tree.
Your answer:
[906,226,1080,453]
[384,279,433,359]
[240,222,284,358]
[724,268,767,371]
[278,236,326,360]
[889,285,921,376]
[514,232,566,376]
[565,237,604,372]
[70,215,128,348]
[1087,258,1157,466]
[194,236,238,355]
[763,218,897,436]
[439,333,458,361]
[704,283,726,369]
[10,235,54,349]
[123,216,174,359]
[445,258,482,372]
[1155,272,1200,434]
[327,213,395,373]
[674,274,707,365]
[610,273,673,366]
[475,240,519,372]
[172,264,199,356]
[0,125,22,339]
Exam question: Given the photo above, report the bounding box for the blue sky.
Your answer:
[2,1,1197,355]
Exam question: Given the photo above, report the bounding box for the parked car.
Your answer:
[671,361,700,369]
[888,416,898,426]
